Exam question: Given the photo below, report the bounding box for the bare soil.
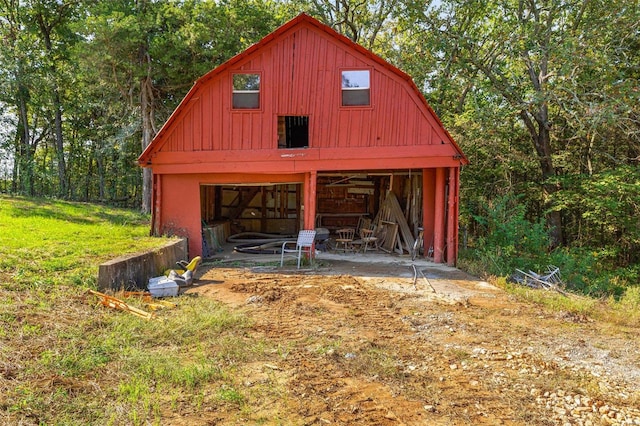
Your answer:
[179,255,640,425]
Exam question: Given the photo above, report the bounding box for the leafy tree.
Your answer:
[466,193,550,276]
[281,0,398,50]
[396,0,639,252]
[80,0,279,211]
[0,0,40,195]
[29,0,81,198]
[0,0,280,207]
[0,0,86,198]
[552,166,640,266]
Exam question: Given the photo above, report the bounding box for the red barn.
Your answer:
[138,13,467,265]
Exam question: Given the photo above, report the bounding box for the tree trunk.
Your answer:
[96,147,105,201]
[11,132,19,194]
[140,73,156,214]
[36,12,68,198]
[520,107,564,247]
[17,85,34,196]
[516,0,563,247]
[53,88,67,197]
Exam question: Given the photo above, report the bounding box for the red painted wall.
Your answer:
[140,15,465,169]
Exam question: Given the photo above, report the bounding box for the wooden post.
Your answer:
[304,171,318,260]
[296,183,302,227]
[261,187,268,231]
[454,167,461,264]
[152,173,161,236]
[422,169,436,259]
[433,168,446,263]
[447,167,457,266]
[304,171,318,231]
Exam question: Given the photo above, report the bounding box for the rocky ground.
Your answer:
[181,253,640,425]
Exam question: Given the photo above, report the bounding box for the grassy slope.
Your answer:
[0,196,260,425]
[0,195,169,289]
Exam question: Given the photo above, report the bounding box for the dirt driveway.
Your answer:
[186,253,640,425]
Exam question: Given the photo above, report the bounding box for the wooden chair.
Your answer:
[280,230,316,268]
[359,226,379,252]
[355,216,370,237]
[335,228,356,253]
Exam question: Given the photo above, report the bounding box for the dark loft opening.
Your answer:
[278,116,309,149]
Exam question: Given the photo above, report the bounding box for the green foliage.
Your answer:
[398,0,639,291]
[217,385,245,406]
[546,247,639,296]
[464,194,550,276]
[550,166,640,267]
[615,286,640,317]
[282,0,397,50]
[500,275,599,316]
[0,0,281,204]
[462,191,639,296]
[127,353,224,389]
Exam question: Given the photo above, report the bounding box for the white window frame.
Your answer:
[232,73,261,110]
[341,69,371,107]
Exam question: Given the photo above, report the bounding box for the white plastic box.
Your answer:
[148,276,179,297]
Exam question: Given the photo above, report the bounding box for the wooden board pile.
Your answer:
[372,192,415,254]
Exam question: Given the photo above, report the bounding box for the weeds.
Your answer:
[0,196,267,425]
[607,286,640,326]
[461,193,640,326]
[462,193,640,297]
[343,344,404,381]
[492,276,640,327]
[217,384,245,406]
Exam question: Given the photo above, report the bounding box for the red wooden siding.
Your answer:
[144,20,458,164]
[139,14,466,265]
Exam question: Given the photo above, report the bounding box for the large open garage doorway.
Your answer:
[198,171,432,259]
[315,171,424,255]
[200,183,303,253]
[314,171,422,231]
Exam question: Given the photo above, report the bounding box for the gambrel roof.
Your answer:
[138,13,467,169]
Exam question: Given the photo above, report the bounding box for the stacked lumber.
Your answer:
[407,175,422,232]
[373,192,415,254]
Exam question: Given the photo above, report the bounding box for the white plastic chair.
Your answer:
[280,230,316,268]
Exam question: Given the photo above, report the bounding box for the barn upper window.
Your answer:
[232,73,260,109]
[341,70,370,106]
[278,116,309,149]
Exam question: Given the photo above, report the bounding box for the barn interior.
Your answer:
[200,170,426,257]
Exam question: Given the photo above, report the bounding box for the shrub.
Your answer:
[462,193,639,297]
[463,194,550,276]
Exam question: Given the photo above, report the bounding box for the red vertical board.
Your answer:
[146,15,464,161]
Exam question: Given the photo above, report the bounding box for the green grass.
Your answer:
[492,276,640,326]
[0,195,263,425]
[0,194,169,289]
